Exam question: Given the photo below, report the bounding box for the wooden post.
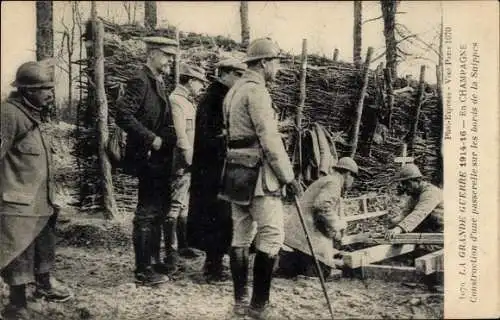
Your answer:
[333,48,339,62]
[92,3,118,219]
[349,46,373,158]
[175,28,180,86]
[296,39,308,181]
[383,68,394,130]
[408,65,426,153]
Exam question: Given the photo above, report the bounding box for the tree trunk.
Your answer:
[240,1,250,49]
[350,47,373,158]
[36,1,54,122]
[36,1,53,61]
[144,1,157,30]
[353,1,362,68]
[380,0,398,79]
[408,65,426,153]
[92,3,118,219]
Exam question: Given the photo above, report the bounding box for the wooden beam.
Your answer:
[371,233,443,245]
[359,264,422,283]
[415,249,444,275]
[343,244,416,268]
[342,232,443,246]
[341,232,373,246]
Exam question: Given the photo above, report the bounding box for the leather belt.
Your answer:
[228,137,258,149]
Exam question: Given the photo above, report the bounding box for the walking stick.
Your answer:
[293,195,335,320]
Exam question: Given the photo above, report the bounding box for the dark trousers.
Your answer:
[1,219,55,286]
[133,162,171,267]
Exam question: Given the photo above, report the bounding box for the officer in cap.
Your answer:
[278,157,358,279]
[163,63,209,271]
[188,58,247,282]
[385,163,443,240]
[221,38,302,317]
[115,36,178,286]
[1,61,71,320]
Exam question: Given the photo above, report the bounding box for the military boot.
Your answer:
[247,250,277,319]
[2,285,30,320]
[230,247,250,315]
[34,273,72,302]
[177,216,200,258]
[133,225,169,286]
[163,217,179,273]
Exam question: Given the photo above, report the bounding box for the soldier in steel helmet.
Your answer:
[1,61,71,320]
[115,36,177,286]
[385,163,444,240]
[278,157,358,279]
[220,37,303,317]
[188,58,247,283]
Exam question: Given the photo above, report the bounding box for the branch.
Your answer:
[397,46,411,56]
[371,50,387,63]
[362,15,383,25]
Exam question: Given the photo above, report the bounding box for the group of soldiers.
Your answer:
[0,35,443,320]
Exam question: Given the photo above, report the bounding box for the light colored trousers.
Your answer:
[231,195,284,256]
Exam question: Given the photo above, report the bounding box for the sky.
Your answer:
[1,1,444,99]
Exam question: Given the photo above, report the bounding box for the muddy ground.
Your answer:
[1,211,443,320]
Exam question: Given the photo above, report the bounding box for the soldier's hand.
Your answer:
[384,226,403,241]
[287,179,303,197]
[152,136,163,151]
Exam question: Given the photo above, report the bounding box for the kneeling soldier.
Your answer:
[385,163,443,240]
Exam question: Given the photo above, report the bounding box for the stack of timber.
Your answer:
[75,21,442,216]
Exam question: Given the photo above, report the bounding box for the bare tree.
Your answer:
[353,1,362,68]
[240,1,250,48]
[144,1,157,30]
[122,1,139,24]
[56,2,82,116]
[380,0,399,79]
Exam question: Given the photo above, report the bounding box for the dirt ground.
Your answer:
[1,211,443,320]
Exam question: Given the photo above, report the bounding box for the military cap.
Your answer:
[215,58,247,72]
[179,63,208,82]
[143,36,178,55]
[11,61,54,88]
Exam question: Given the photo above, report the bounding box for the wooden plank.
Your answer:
[341,232,373,246]
[371,233,443,245]
[341,232,443,246]
[360,264,422,283]
[343,210,387,222]
[343,244,416,269]
[415,249,444,275]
